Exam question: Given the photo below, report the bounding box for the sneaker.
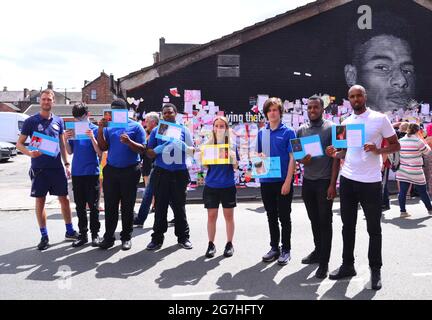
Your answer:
[223,242,234,258]
[72,234,88,247]
[91,235,102,247]
[205,242,216,258]
[400,212,411,218]
[133,217,144,228]
[168,218,175,226]
[277,249,291,266]
[98,238,115,250]
[121,240,132,251]
[37,236,49,251]
[262,247,280,263]
[301,251,320,264]
[178,239,193,250]
[146,241,162,251]
[65,231,80,241]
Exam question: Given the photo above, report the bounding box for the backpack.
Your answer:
[388,152,400,172]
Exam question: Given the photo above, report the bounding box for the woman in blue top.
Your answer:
[203,116,238,258]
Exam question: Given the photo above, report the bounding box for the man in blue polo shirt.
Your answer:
[64,103,102,248]
[16,89,79,251]
[96,98,146,251]
[145,103,195,251]
[255,97,296,266]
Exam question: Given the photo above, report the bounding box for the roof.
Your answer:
[24,104,111,119]
[1,103,20,111]
[82,72,110,89]
[119,0,432,93]
[0,91,26,102]
[63,92,82,102]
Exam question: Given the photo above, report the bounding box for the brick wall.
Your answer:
[82,73,114,104]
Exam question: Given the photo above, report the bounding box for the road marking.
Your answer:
[300,278,365,287]
[413,273,432,277]
[172,289,245,298]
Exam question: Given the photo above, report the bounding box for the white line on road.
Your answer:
[413,273,432,277]
[300,278,365,287]
[172,289,245,298]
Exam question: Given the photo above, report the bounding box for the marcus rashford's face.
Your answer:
[356,35,415,112]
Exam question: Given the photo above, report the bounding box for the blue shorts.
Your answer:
[29,168,68,198]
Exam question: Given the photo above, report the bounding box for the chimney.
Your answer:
[24,88,29,99]
[3,86,7,92]
[153,52,160,64]
[47,81,53,90]
[109,74,116,95]
[84,80,89,87]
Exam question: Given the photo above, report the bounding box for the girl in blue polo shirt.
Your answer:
[203,116,238,258]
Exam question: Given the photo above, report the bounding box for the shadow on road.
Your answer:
[155,255,224,288]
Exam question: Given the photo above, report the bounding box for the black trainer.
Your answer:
[146,241,162,251]
[205,242,216,258]
[37,236,49,251]
[329,265,357,280]
[133,217,144,228]
[98,238,115,250]
[223,242,234,257]
[91,235,102,247]
[65,231,80,241]
[371,269,382,290]
[72,234,88,247]
[168,218,175,226]
[301,251,320,264]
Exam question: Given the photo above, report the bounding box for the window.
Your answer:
[91,89,97,100]
[217,54,240,78]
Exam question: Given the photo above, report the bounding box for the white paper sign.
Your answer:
[347,130,363,148]
[303,142,323,157]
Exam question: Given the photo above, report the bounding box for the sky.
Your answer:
[0,0,313,92]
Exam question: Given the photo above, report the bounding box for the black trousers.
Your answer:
[102,164,141,242]
[301,178,333,265]
[340,175,382,270]
[151,167,190,244]
[260,181,294,251]
[72,175,100,236]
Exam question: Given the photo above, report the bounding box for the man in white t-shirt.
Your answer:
[326,85,400,290]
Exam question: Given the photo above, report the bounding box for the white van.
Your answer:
[0,112,30,144]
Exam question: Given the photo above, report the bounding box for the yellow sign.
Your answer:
[201,144,231,165]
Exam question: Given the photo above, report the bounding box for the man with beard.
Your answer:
[16,89,79,250]
[326,85,400,290]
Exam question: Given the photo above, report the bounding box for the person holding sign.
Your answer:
[296,96,338,279]
[96,98,146,251]
[64,103,103,247]
[202,116,238,258]
[16,89,78,251]
[256,98,296,266]
[145,103,195,251]
[325,85,400,290]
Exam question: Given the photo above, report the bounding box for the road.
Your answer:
[1,155,432,300]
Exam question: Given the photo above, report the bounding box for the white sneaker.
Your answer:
[400,212,411,218]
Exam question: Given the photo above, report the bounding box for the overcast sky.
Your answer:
[0,0,313,92]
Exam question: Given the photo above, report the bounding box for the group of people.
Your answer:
[17,84,432,292]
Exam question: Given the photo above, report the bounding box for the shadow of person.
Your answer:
[381,215,431,230]
[209,263,318,300]
[320,276,377,300]
[95,245,178,279]
[246,206,266,214]
[155,255,224,289]
[0,241,120,282]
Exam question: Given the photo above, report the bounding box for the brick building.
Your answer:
[82,71,116,104]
